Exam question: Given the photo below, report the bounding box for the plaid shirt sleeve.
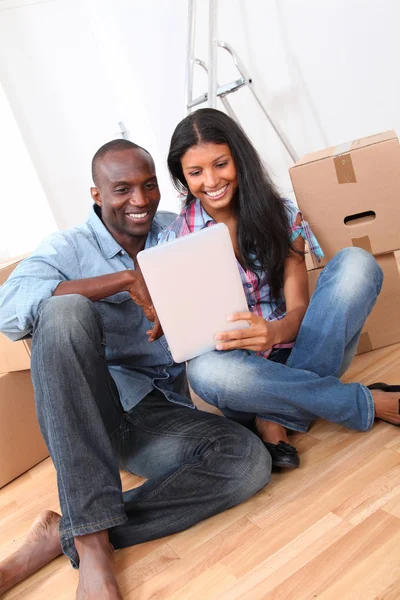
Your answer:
[284,199,324,263]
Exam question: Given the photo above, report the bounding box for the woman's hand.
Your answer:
[215,312,277,352]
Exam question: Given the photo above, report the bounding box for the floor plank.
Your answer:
[1,343,400,598]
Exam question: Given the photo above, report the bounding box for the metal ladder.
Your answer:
[184,0,299,163]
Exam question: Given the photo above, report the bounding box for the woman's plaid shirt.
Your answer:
[158,198,323,358]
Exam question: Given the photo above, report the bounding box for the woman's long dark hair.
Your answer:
[167,108,295,300]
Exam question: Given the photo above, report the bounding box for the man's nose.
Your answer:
[128,189,147,206]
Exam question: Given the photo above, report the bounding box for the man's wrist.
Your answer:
[121,269,137,291]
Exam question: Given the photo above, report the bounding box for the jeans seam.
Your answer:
[59,514,127,536]
[255,414,309,432]
[35,324,75,537]
[361,385,374,430]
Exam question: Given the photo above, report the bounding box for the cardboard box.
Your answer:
[0,255,27,285]
[0,370,48,488]
[0,337,31,375]
[290,131,400,267]
[0,255,32,373]
[307,253,400,354]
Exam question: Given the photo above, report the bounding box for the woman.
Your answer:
[159,108,400,469]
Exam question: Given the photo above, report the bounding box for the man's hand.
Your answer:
[215,312,277,352]
[125,270,163,342]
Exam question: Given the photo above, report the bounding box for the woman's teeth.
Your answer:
[205,185,228,198]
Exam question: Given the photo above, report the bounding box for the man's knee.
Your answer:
[34,295,102,348]
[220,423,272,503]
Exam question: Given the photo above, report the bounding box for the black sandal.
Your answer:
[262,441,300,470]
[367,382,400,427]
[245,419,300,469]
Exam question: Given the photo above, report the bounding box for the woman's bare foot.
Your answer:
[255,418,289,444]
[371,390,400,425]
[0,509,62,595]
[75,531,122,600]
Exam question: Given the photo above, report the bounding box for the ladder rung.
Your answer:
[187,77,248,109]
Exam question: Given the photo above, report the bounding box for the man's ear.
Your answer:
[90,187,102,207]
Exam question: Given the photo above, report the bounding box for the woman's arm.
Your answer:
[215,216,310,353]
[267,232,309,345]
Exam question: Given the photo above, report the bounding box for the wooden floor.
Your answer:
[2,344,400,599]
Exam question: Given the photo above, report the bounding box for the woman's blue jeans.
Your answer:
[188,248,384,433]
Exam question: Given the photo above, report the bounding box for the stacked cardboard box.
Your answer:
[290,131,400,355]
[0,257,48,488]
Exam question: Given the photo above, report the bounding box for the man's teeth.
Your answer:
[205,185,228,198]
[127,212,149,219]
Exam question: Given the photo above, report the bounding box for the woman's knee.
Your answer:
[187,352,226,398]
[335,247,383,289]
[323,248,383,303]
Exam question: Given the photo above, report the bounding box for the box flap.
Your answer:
[291,131,397,169]
[0,255,28,285]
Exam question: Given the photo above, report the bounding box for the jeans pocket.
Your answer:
[96,292,141,334]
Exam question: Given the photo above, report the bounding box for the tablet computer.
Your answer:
[137,223,249,363]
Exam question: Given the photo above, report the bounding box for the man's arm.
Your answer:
[0,232,162,341]
[53,270,163,341]
[53,271,134,302]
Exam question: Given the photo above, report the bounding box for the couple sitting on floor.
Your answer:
[0,108,399,599]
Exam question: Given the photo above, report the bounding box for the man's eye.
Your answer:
[145,182,158,190]
[115,188,128,194]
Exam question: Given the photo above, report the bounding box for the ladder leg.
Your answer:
[208,0,218,108]
[248,86,299,162]
[185,0,197,115]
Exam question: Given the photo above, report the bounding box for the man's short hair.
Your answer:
[91,139,150,186]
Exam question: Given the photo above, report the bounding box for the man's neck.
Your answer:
[118,233,148,262]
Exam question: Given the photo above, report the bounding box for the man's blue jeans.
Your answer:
[30,295,271,568]
[188,248,383,433]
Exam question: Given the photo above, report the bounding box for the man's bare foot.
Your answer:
[372,390,400,425]
[255,418,289,444]
[0,509,62,595]
[75,531,122,600]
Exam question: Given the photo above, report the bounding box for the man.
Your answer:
[0,140,271,599]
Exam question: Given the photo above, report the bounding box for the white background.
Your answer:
[1,0,399,257]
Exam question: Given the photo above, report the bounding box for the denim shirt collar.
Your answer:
[87,204,163,259]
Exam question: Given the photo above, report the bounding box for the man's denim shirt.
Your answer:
[0,206,192,411]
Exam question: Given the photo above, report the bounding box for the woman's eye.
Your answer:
[216,161,228,168]
[189,171,201,177]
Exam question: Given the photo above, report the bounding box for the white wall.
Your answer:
[1,0,400,242]
[0,80,57,259]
